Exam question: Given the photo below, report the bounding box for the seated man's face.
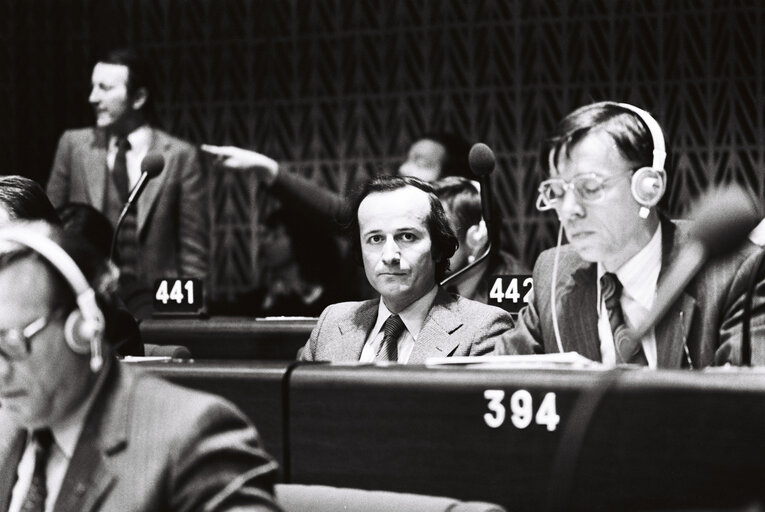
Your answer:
[554,130,647,271]
[358,186,436,312]
[0,258,92,428]
[398,139,446,182]
[89,62,132,130]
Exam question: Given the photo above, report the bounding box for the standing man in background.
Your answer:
[46,48,207,317]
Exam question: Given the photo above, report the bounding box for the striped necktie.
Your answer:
[20,429,53,512]
[601,273,644,364]
[375,314,405,362]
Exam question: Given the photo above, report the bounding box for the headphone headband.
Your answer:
[0,225,105,371]
[616,102,666,171]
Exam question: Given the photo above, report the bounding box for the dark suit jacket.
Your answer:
[46,127,208,288]
[495,217,765,367]
[0,360,281,512]
[299,288,514,362]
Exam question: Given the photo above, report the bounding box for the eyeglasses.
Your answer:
[536,172,630,211]
[0,315,52,361]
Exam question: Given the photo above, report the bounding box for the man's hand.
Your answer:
[201,144,279,185]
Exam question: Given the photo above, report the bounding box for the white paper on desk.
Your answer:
[122,356,174,363]
[425,352,602,369]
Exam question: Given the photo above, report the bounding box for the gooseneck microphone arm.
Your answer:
[110,152,165,264]
[440,142,496,287]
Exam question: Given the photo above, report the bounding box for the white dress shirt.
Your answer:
[107,124,152,190]
[596,225,662,368]
[9,373,103,512]
[359,285,439,364]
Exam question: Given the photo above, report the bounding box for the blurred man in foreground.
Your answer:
[496,101,765,367]
[0,221,280,511]
[299,175,513,363]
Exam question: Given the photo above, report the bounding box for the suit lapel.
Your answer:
[83,130,108,210]
[0,416,26,512]
[53,362,127,512]
[137,128,170,236]
[337,300,379,361]
[655,218,696,367]
[408,290,463,363]
[557,262,602,361]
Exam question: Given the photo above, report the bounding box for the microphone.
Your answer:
[468,142,496,232]
[110,152,165,263]
[625,186,761,343]
[440,143,496,288]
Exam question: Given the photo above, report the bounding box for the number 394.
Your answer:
[483,389,560,431]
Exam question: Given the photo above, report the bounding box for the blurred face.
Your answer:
[89,62,134,130]
[398,139,447,182]
[553,130,651,271]
[0,258,93,429]
[359,186,436,313]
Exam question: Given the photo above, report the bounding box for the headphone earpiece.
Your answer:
[0,224,106,372]
[631,167,666,208]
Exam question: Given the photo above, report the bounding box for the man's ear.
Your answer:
[131,87,149,111]
[465,220,488,256]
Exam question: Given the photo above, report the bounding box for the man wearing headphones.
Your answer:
[495,101,764,368]
[0,221,280,511]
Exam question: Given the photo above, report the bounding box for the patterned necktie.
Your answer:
[113,136,131,202]
[375,314,405,362]
[601,273,643,364]
[20,429,54,512]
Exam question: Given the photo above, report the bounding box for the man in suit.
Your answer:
[0,221,280,511]
[495,101,765,367]
[46,48,207,317]
[433,176,529,303]
[299,175,514,363]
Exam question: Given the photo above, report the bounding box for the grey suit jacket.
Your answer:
[46,127,208,288]
[299,288,514,362]
[0,361,281,512]
[495,217,765,367]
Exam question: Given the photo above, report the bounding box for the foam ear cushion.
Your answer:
[631,167,666,207]
[64,309,95,354]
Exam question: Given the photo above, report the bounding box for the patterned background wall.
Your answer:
[1,0,763,303]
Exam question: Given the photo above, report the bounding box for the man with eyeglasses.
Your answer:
[495,101,764,368]
[0,221,281,511]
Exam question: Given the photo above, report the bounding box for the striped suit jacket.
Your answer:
[495,217,765,367]
[0,360,281,512]
[299,288,514,363]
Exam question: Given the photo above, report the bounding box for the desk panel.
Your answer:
[140,316,316,359]
[287,365,765,511]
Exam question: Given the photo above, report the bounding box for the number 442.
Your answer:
[483,389,560,431]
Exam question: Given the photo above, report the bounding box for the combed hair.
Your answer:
[347,175,458,283]
[0,175,60,224]
[432,176,482,242]
[541,101,661,175]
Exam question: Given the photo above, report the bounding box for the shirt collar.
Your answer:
[597,223,663,310]
[376,285,439,340]
[110,124,151,153]
[39,361,109,459]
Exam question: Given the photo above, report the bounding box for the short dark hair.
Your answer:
[0,175,60,224]
[418,131,472,179]
[432,176,482,242]
[99,48,155,118]
[542,101,661,174]
[348,175,458,283]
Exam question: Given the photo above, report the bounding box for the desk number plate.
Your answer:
[153,278,204,314]
[488,275,533,314]
[484,389,560,431]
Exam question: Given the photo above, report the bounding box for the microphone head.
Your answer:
[140,152,165,179]
[468,143,496,177]
[689,185,762,258]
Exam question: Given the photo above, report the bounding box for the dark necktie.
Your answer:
[375,314,405,362]
[601,273,643,364]
[20,429,54,512]
[113,136,131,202]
